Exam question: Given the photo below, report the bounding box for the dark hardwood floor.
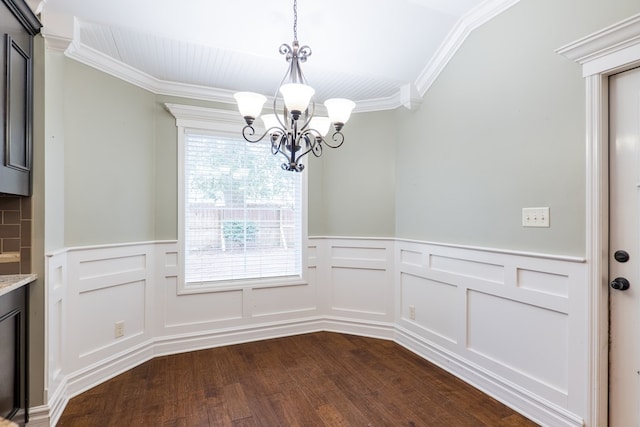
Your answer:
[57,332,538,426]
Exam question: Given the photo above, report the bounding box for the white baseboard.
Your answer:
[44,316,328,426]
[394,326,585,427]
[152,316,326,357]
[320,316,396,340]
[27,404,53,427]
[41,317,583,427]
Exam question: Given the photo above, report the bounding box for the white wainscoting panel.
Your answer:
[251,283,318,318]
[156,242,321,340]
[318,238,395,324]
[163,281,244,327]
[395,240,587,427]
[467,290,569,397]
[400,273,458,344]
[44,240,327,425]
[331,267,388,315]
[430,254,504,283]
[43,237,588,427]
[65,244,155,371]
[44,250,67,425]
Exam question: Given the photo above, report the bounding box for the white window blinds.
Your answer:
[184,132,302,284]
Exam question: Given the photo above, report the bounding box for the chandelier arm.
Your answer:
[240,125,261,143]
[270,132,288,157]
[300,129,324,156]
[320,131,345,149]
[241,125,282,145]
[292,135,318,163]
[309,137,323,158]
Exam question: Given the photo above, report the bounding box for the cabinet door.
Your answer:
[0,0,39,197]
[0,32,31,196]
[0,286,26,424]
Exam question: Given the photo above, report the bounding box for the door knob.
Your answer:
[611,277,630,291]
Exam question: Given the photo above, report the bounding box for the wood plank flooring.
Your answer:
[57,332,539,426]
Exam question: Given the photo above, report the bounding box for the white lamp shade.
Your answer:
[324,98,356,124]
[234,92,267,118]
[261,114,281,133]
[279,83,315,113]
[309,116,331,137]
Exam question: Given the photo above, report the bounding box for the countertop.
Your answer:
[0,274,37,298]
[0,416,18,426]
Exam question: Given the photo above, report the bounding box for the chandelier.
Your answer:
[233,0,355,172]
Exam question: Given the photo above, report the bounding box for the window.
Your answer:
[168,104,307,290]
[184,131,303,284]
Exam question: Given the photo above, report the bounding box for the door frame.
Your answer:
[557,13,640,427]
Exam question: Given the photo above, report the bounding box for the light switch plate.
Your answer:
[522,207,550,227]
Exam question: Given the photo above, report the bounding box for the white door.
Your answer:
[609,65,640,426]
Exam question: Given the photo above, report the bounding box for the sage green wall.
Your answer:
[150,96,396,239]
[308,110,396,237]
[152,98,177,240]
[55,0,640,251]
[152,95,237,240]
[63,60,156,246]
[395,0,640,256]
[44,50,65,252]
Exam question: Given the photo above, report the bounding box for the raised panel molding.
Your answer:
[395,239,586,426]
[43,237,586,427]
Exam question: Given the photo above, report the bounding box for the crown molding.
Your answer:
[354,93,404,113]
[415,0,520,96]
[63,37,403,112]
[65,39,237,104]
[556,12,640,77]
[45,1,520,112]
[41,30,71,52]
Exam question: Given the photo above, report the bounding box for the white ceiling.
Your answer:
[38,0,519,111]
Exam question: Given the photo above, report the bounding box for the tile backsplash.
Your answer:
[0,194,31,274]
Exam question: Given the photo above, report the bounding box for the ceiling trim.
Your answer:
[46,1,520,112]
[415,0,520,96]
[64,34,403,112]
[65,36,408,112]
[65,38,237,104]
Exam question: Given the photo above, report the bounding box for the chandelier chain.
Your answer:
[293,0,298,41]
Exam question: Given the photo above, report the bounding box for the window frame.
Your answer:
[166,104,308,295]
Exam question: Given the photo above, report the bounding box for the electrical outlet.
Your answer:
[409,305,416,320]
[115,321,125,338]
[522,207,550,227]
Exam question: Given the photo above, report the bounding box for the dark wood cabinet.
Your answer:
[0,0,40,196]
[0,284,27,425]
